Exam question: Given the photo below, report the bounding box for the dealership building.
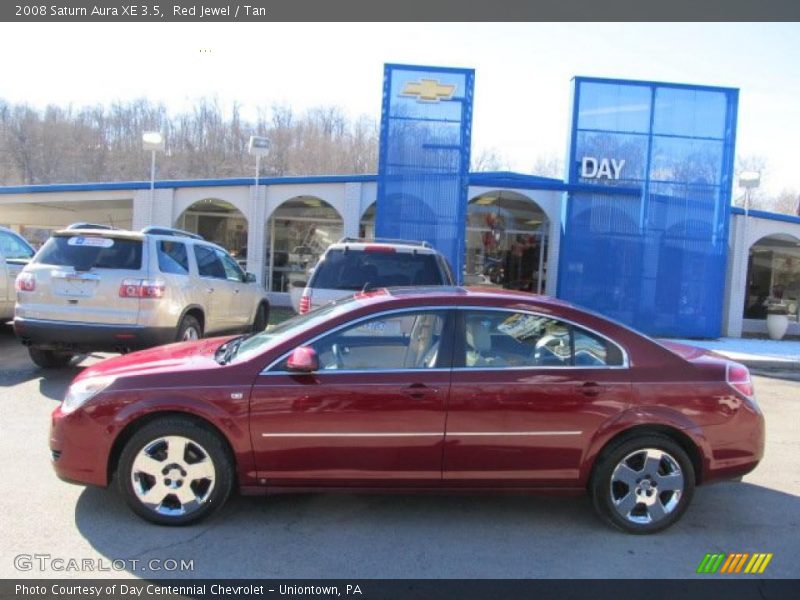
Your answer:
[1,72,799,339]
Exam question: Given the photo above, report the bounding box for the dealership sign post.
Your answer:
[375,63,475,282]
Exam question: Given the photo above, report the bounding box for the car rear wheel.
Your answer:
[176,315,202,342]
[590,434,694,534]
[117,417,233,526]
[28,346,75,369]
[251,303,268,333]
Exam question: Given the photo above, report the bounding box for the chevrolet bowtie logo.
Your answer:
[401,79,456,103]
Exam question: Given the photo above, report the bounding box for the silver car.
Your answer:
[14,226,269,368]
[0,226,35,323]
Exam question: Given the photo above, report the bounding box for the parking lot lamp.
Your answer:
[142,132,165,206]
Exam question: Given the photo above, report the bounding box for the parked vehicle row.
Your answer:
[49,286,764,533]
[13,225,269,367]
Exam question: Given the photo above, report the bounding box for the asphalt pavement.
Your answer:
[0,324,797,579]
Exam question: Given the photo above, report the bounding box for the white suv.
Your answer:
[297,238,455,314]
[14,225,269,368]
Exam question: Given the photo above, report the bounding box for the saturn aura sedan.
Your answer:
[50,286,764,533]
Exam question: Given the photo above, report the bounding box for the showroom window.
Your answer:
[743,234,800,322]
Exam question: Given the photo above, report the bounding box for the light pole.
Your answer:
[142,132,165,209]
[248,136,271,287]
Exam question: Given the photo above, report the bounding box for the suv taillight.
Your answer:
[119,278,165,299]
[298,293,311,315]
[727,362,754,398]
[15,272,35,292]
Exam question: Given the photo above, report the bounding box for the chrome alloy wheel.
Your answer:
[182,327,199,341]
[609,448,684,525]
[130,436,216,517]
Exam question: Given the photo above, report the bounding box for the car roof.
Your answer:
[327,241,438,254]
[351,285,577,310]
[54,228,145,240]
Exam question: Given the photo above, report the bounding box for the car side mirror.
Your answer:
[244,272,256,283]
[286,346,319,373]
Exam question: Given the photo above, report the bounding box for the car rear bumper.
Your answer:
[14,317,175,353]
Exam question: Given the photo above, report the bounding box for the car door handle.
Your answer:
[233,288,240,294]
[403,383,438,400]
[578,381,602,397]
[206,287,214,293]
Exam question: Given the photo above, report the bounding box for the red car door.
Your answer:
[249,308,454,486]
[443,308,632,486]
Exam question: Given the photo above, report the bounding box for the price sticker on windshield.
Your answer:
[67,236,114,248]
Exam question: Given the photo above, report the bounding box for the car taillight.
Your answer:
[727,362,754,398]
[298,293,311,315]
[119,279,165,299]
[15,272,35,292]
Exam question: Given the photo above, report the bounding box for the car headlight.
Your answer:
[62,376,116,414]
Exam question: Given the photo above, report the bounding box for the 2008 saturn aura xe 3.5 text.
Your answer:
[50,286,764,533]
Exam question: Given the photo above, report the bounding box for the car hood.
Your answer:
[78,336,235,381]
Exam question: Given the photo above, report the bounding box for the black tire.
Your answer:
[28,346,75,369]
[116,417,234,526]
[176,314,202,342]
[590,433,695,534]
[251,302,269,333]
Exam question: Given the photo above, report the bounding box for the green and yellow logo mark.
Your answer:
[697,553,773,574]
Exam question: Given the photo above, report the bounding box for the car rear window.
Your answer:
[310,249,443,291]
[35,235,142,270]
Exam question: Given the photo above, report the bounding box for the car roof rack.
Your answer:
[65,222,116,230]
[141,226,204,240]
[337,237,432,249]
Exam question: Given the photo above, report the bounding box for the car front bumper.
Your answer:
[14,317,175,353]
[50,404,111,487]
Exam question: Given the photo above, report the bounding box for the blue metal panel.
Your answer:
[375,63,475,281]
[559,77,739,338]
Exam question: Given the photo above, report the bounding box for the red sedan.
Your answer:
[50,287,764,533]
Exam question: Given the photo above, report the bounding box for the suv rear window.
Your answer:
[35,235,142,270]
[310,249,442,291]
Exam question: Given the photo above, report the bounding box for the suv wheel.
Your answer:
[176,315,202,342]
[28,347,75,369]
[117,417,234,526]
[590,434,695,534]
[251,303,268,333]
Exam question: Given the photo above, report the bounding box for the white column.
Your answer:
[343,182,362,238]
[724,214,747,337]
[247,184,267,286]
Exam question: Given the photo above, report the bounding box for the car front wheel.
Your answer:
[117,417,234,526]
[590,434,695,534]
[176,315,202,342]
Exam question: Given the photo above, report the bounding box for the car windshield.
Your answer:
[35,235,142,270]
[230,295,363,364]
[310,249,441,291]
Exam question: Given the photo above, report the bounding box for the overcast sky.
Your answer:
[0,22,797,195]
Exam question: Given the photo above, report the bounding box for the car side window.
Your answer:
[217,249,245,282]
[460,310,624,368]
[574,327,624,367]
[0,231,34,259]
[194,245,226,279]
[463,311,571,368]
[157,240,189,274]
[274,310,448,372]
